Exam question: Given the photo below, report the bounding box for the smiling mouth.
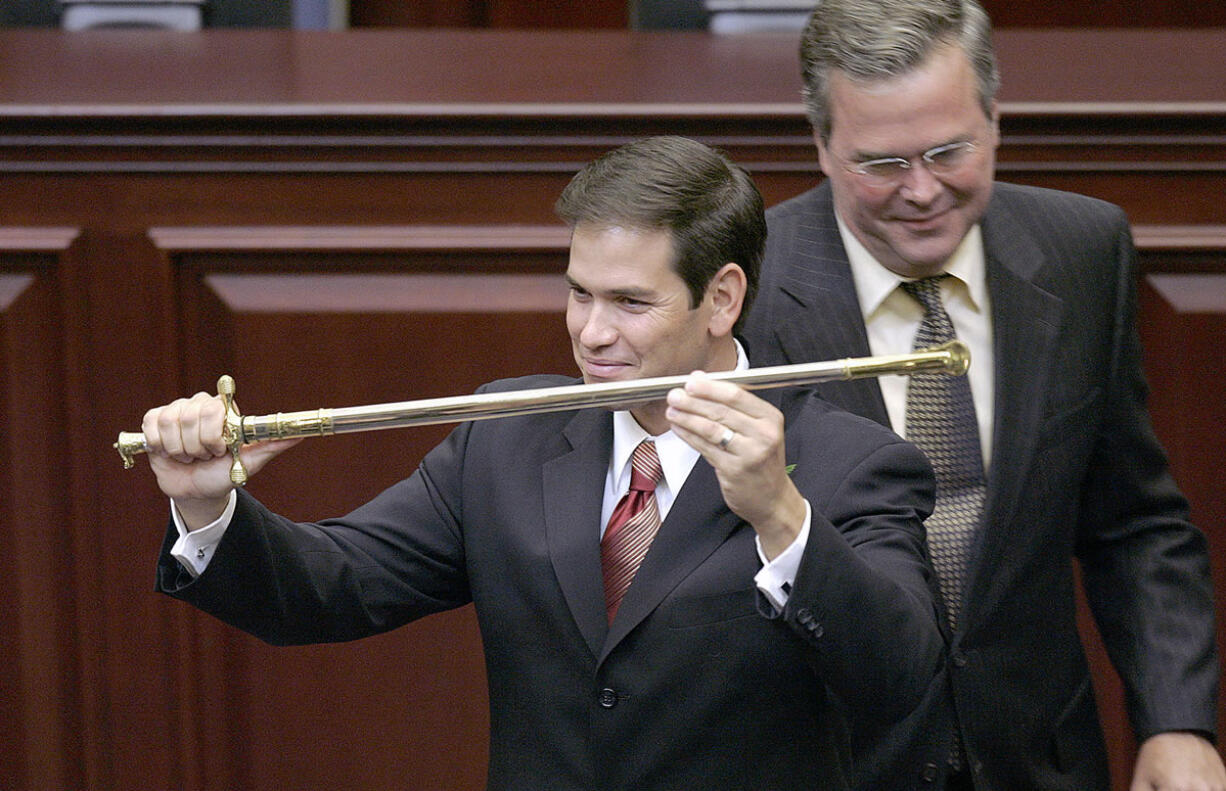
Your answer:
[893,211,953,233]
[898,208,948,223]
[581,359,633,379]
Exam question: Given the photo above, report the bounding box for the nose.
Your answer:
[575,300,617,349]
[898,159,942,204]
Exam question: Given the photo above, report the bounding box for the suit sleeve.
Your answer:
[780,408,945,726]
[154,419,476,646]
[1075,216,1219,740]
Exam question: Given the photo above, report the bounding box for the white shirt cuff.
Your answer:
[753,500,811,613]
[169,490,237,578]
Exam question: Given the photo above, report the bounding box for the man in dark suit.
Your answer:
[743,2,1223,789]
[141,136,944,790]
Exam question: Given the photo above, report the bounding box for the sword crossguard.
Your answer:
[216,375,248,486]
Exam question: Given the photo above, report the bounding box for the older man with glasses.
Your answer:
[744,1,1225,790]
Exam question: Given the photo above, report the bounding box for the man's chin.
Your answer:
[580,367,637,386]
[885,240,962,278]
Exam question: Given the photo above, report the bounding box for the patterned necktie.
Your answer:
[601,440,663,623]
[901,275,986,632]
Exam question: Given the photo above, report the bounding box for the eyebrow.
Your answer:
[565,275,655,300]
[851,136,972,162]
[852,150,908,163]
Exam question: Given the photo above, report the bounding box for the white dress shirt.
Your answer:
[836,214,996,466]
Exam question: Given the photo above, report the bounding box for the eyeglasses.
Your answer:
[844,140,979,185]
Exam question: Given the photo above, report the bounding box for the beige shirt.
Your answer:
[836,213,996,466]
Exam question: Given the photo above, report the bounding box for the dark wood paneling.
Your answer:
[485,0,626,28]
[347,0,627,28]
[0,230,81,791]
[150,226,572,789]
[0,29,1223,791]
[7,0,1226,30]
[349,0,483,27]
[342,0,1226,29]
[1141,266,1226,526]
[982,0,1226,27]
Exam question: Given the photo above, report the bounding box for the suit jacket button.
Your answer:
[920,762,939,783]
[796,608,814,625]
[598,688,619,708]
[952,652,968,668]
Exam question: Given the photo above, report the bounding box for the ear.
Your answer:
[706,262,746,338]
[814,129,834,178]
[988,100,1001,147]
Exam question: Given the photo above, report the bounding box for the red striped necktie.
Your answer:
[601,440,663,622]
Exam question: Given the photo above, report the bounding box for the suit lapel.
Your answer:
[960,196,1063,625]
[543,409,614,659]
[761,184,889,423]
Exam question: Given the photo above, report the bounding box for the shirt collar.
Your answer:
[610,339,749,494]
[835,212,988,320]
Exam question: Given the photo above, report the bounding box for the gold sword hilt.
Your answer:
[215,375,248,486]
[114,375,249,486]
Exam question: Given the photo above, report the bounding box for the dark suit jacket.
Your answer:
[743,181,1219,790]
[157,381,943,791]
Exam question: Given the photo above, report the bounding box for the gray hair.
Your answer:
[799,0,1000,140]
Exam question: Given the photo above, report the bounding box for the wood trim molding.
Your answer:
[149,223,1226,252]
[149,225,571,251]
[1144,274,1226,313]
[0,274,35,309]
[203,272,567,313]
[1133,225,1226,250]
[0,227,81,251]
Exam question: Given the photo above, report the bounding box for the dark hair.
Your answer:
[800,0,999,140]
[555,136,765,333]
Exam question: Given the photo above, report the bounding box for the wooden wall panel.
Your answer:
[349,0,484,27]
[151,226,573,790]
[0,231,81,791]
[981,0,1226,27]
[342,0,1226,28]
[1137,242,1226,572]
[484,0,627,28]
[1135,230,1226,537]
[346,0,628,28]
[1141,268,1226,531]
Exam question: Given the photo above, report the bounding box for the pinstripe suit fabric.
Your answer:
[744,180,1218,791]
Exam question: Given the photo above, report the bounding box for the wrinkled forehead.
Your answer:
[825,45,989,144]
